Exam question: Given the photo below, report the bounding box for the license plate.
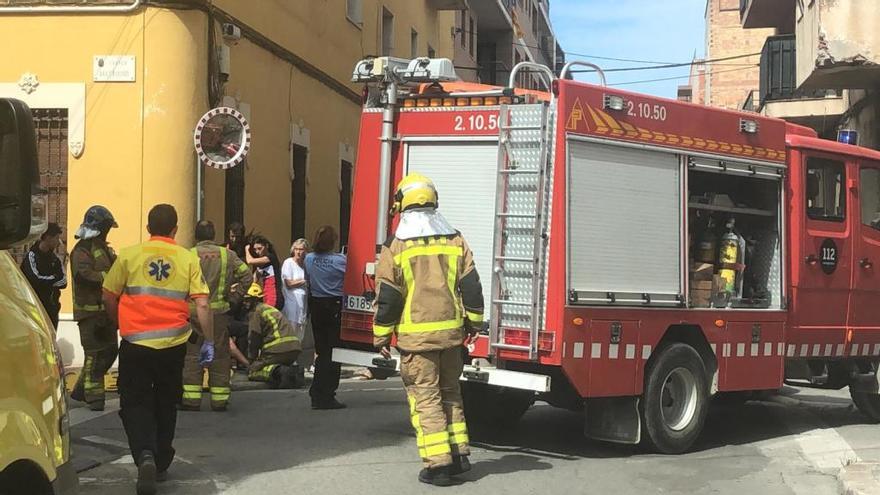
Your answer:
[344,295,372,312]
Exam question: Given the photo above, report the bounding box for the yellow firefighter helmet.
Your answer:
[246,283,264,299]
[392,173,438,214]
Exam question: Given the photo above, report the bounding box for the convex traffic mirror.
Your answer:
[194,107,251,170]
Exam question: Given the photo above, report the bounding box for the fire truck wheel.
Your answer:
[641,343,709,454]
[850,389,880,423]
[461,381,534,429]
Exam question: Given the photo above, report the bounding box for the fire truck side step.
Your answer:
[499,169,540,175]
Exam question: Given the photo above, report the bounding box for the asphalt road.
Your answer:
[69,376,880,495]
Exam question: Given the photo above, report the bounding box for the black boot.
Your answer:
[136,451,157,495]
[268,366,283,389]
[311,397,346,410]
[278,365,299,389]
[418,466,453,487]
[449,455,471,475]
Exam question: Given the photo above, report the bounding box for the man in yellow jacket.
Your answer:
[373,173,484,487]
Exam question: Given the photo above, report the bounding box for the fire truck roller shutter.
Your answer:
[568,140,682,302]
[405,142,498,310]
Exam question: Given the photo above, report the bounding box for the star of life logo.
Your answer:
[143,255,175,286]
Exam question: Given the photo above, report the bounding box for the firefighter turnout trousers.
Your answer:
[248,351,300,387]
[72,313,119,407]
[182,313,231,410]
[400,347,470,468]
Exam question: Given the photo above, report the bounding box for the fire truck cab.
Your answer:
[333,56,880,454]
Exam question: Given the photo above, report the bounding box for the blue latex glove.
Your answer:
[199,341,215,367]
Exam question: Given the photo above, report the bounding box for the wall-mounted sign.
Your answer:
[93,56,136,82]
[194,107,251,170]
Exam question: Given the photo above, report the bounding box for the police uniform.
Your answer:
[181,241,252,411]
[373,174,484,485]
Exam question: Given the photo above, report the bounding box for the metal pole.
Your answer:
[375,80,398,250]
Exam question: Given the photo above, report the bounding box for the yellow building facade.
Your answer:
[0,0,459,365]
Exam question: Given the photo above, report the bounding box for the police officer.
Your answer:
[102,204,214,495]
[373,173,484,486]
[243,284,304,389]
[181,220,252,412]
[70,205,118,411]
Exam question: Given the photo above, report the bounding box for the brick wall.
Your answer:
[704,0,774,110]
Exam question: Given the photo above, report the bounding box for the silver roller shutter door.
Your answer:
[568,140,681,298]
[405,142,499,308]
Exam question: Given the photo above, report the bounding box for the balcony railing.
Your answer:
[760,35,840,108]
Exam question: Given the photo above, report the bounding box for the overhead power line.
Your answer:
[609,65,757,86]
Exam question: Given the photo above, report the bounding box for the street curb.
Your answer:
[838,463,880,495]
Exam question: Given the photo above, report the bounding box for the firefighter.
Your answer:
[373,173,484,487]
[69,205,119,411]
[181,220,253,412]
[244,284,304,389]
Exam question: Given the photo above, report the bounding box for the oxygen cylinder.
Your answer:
[717,218,743,297]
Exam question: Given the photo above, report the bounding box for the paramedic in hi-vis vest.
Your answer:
[373,173,485,487]
[102,204,214,495]
[181,220,253,412]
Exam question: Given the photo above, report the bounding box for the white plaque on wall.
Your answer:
[93,55,136,82]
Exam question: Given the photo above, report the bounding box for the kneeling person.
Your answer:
[245,284,303,389]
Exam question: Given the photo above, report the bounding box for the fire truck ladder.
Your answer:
[489,102,554,361]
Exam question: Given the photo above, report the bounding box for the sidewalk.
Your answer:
[839,463,880,495]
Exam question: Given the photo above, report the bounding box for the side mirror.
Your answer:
[0,98,46,250]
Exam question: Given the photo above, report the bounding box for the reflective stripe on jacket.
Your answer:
[71,238,116,320]
[190,241,252,313]
[248,303,302,359]
[372,233,484,352]
[102,236,209,349]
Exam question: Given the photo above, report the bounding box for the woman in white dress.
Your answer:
[282,238,314,368]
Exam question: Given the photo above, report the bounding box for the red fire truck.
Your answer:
[332,56,880,454]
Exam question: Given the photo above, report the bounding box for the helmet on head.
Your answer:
[246,283,264,300]
[392,173,438,215]
[75,205,118,240]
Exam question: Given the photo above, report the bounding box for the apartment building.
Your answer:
[453,0,563,90]
[739,0,876,144]
[0,0,462,364]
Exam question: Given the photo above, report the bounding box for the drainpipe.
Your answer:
[0,0,142,14]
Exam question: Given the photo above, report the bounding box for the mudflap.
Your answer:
[850,369,880,395]
[584,396,641,445]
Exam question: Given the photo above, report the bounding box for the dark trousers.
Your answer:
[309,296,342,402]
[117,340,186,472]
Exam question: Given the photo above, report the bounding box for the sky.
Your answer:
[550,0,707,98]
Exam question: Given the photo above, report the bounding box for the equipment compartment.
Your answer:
[687,163,783,310]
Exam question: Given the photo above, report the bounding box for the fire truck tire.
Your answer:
[461,381,534,429]
[640,343,709,454]
[850,389,880,423]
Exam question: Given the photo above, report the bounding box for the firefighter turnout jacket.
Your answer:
[190,241,252,313]
[248,302,302,360]
[373,233,484,352]
[71,238,116,320]
[102,236,210,349]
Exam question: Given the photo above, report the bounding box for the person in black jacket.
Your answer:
[20,222,67,329]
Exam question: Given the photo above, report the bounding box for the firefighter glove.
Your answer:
[199,341,215,366]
